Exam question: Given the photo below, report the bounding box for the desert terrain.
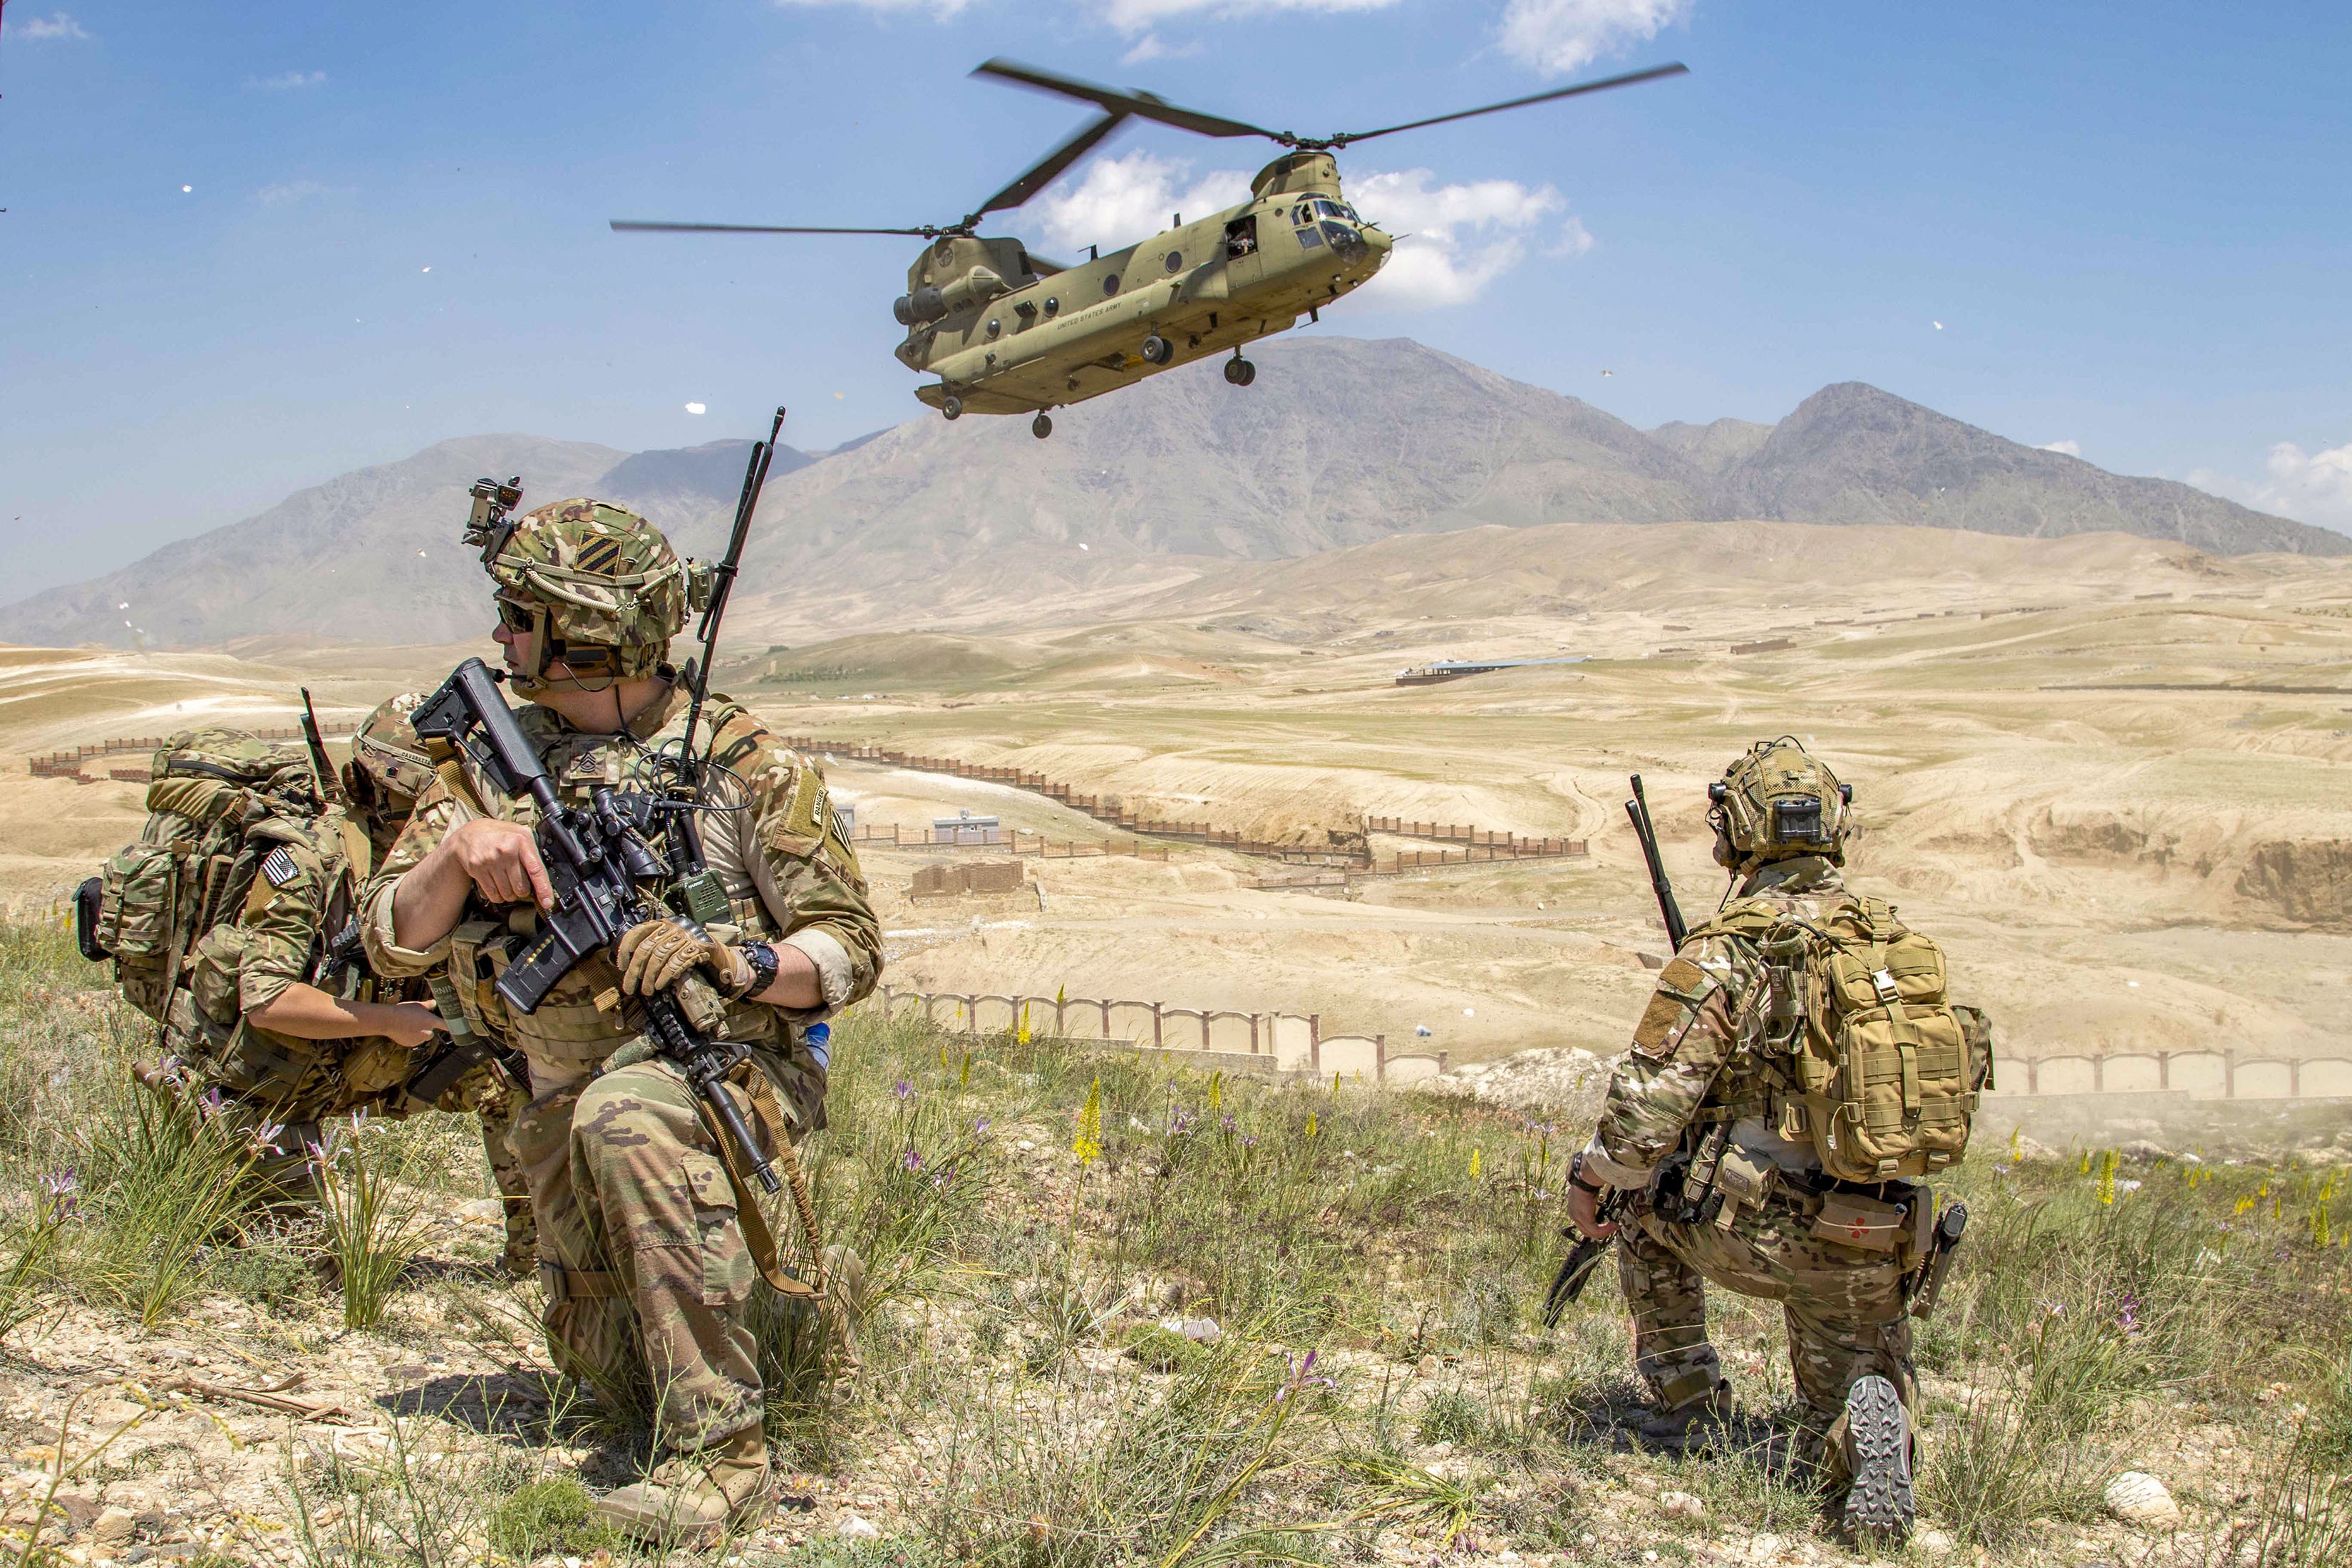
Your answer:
[8,517,2351,1090]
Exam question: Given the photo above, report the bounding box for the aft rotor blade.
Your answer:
[1329,61,1690,145]
[973,57,1284,141]
[610,220,944,236]
[974,111,1131,216]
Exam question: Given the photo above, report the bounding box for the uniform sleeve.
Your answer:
[1581,934,1757,1188]
[712,731,884,1021]
[236,838,333,1013]
[359,783,475,979]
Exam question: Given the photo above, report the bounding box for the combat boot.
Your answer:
[592,1425,771,1546]
[1838,1374,1914,1543]
[1635,1378,1733,1453]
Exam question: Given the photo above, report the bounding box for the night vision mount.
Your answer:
[465,475,525,564]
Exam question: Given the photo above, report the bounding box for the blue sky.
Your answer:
[4,1,2348,600]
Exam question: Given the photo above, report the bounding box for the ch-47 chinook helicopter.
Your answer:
[614,57,1686,440]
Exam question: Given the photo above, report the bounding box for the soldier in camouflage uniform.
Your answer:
[160,703,537,1273]
[1567,739,1930,1542]
[360,498,882,1544]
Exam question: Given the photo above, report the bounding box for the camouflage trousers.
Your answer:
[509,1050,786,1458]
[1618,1183,1917,1487]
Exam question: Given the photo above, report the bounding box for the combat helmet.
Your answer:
[1707,736,1852,871]
[475,497,698,690]
[345,692,433,850]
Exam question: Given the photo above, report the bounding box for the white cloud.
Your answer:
[2190,441,2352,533]
[2036,440,2081,457]
[685,402,708,416]
[1499,0,1691,75]
[1033,150,1253,253]
[1120,31,1204,63]
[16,11,90,40]
[1098,0,1401,31]
[1349,167,1568,308]
[246,70,326,91]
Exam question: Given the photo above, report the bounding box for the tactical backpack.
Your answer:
[79,728,321,1023]
[1703,894,1990,1183]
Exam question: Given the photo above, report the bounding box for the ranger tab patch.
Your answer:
[261,847,300,889]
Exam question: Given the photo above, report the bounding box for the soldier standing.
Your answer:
[361,498,881,1542]
[1567,738,1985,1543]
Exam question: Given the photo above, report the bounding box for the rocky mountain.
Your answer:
[1649,417,1773,475]
[4,337,2338,650]
[0,434,816,650]
[1709,383,2323,556]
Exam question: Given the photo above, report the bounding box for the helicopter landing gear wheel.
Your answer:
[1032,412,1053,439]
[1224,356,1257,387]
[942,396,963,421]
[1140,334,1173,366]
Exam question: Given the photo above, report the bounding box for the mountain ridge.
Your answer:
[4,337,2338,651]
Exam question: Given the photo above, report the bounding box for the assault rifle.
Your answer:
[411,656,781,1193]
[1544,773,1693,1327]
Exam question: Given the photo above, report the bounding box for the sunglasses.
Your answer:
[495,599,538,634]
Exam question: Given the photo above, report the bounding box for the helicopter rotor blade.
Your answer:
[609,220,950,236]
[973,58,1286,143]
[1326,61,1689,146]
[971,111,1131,219]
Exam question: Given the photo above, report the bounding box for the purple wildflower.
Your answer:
[893,1080,914,1100]
[249,1121,287,1157]
[974,1118,991,1136]
[902,1148,923,1172]
[198,1088,227,1120]
[2116,1294,2141,1336]
[1220,1113,1237,1133]
[40,1170,77,1217]
[1276,1348,1336,1403]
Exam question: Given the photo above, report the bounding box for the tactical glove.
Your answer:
[613,917,755,999]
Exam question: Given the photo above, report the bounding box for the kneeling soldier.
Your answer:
[361,497,881,1542]
[1568,738,1989,1542]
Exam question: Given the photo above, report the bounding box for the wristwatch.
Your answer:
[1569,1150,1606,1197]
[733,940,780,1001]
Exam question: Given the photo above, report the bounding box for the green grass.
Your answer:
[4,915,2351,1563]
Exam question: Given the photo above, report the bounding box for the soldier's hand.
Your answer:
[445,817,553,910]
[378,997,448,1050]
[1568,1182,1618,1241]
[614,916,732,997]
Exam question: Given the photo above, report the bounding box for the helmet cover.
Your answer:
[346,691,433,835]
[1709,736,1852,870]
[483,498,689,682]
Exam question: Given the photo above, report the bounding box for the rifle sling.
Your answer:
[690,1093,821,1301]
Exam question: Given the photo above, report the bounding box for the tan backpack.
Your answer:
[81,729,322,1023]
[1703,894,1989,1182]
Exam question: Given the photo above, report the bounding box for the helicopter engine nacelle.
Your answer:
[895,287,948,327]
[937,266,1007,315]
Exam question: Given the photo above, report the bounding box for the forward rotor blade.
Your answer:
[610,220,944,236]
[974,111,1130,217]
[1329,61,1690,145]
[974,57,1283,142]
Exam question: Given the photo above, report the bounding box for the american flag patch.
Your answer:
[262,847,300,888]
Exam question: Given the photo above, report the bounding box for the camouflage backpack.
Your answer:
[78,728,324,1023]
[1700,894,1991,1183]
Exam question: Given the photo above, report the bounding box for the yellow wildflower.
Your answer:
[1074,1077,1103,1165]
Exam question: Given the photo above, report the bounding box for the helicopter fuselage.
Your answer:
[894,152,1391,416]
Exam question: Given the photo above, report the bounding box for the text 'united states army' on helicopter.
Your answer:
[614,58,1687,440]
